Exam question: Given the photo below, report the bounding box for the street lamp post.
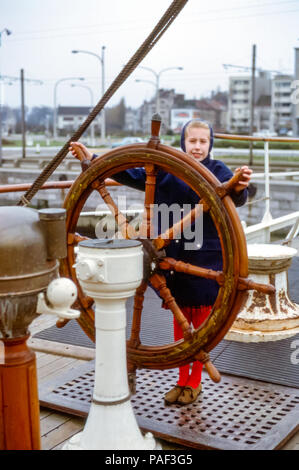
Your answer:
[70,83,95,146]
[53,77,84,140]
[0,28,12,165]
[72,46,106,143]
[137,66,183,113]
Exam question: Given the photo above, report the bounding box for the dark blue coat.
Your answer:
[111,156,247,307]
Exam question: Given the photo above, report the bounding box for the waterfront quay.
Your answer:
[1,149,299,230]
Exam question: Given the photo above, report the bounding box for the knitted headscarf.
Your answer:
[180,119,214,156]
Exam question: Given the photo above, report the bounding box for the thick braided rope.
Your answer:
[18,0,188,206]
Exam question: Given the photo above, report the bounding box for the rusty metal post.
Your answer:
[0,336,40,450]
[0,206,69,450]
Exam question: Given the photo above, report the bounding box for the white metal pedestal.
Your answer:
[63,239,160,450]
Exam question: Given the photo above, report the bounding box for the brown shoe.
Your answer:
[177,384,202,405]
[164,385,184,405]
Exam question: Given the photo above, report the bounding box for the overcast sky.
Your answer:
[1,0,299,110]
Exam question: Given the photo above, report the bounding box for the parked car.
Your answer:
[278,129,294,137]
[111,137,145,148]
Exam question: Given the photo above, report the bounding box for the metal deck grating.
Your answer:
[39,361,299,450]
[34,309,299,389]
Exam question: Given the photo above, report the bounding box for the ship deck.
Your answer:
[30,315,188,451]
[29,242,299,451]
[30,324,299,451]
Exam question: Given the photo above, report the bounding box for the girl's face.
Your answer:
[185,127,210,161]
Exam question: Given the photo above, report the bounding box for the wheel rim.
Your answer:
[60,144,248,369]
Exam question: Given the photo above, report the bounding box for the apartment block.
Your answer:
[293,48,299,136]
[227,73,271,133]
[271,75,293,134]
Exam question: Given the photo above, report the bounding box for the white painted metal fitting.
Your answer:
[36,277,80,320]
[64,239,160,450]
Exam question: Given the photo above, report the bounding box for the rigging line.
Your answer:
[17,0,189,207]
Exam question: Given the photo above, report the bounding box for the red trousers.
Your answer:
[174,305,212,389]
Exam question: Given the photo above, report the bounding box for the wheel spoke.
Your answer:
[159,257,225,285]
[139,163,157,238]
[149,272,192,339]
[153,201,208,250]
[92,179,136,239]
[159,258,275,295]
[237,277,275,294]
[127,281,148,348]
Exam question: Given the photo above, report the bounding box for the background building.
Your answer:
[57,106,101,135]
[293,48,299,136]
[170,108,201,133]
[255,95,271,132]
[227,72,271,133]
[271,75,293,134]
[138,89,177,134]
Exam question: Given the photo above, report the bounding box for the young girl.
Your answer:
[69,120,252,406]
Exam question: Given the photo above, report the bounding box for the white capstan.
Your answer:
[226,243,299,342]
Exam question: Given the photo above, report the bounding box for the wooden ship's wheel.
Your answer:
[60,117,274,382]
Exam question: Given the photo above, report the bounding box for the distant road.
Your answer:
[3,146,299,159]
[2,146,107,158]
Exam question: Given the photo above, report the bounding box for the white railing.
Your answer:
[213,133,299,245]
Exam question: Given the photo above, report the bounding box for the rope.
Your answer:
[17,0,189,206]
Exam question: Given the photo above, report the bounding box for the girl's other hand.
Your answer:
[234,165,253,193]
[69,142,92,162]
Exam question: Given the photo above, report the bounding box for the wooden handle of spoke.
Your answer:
[238,277,275,294]
[204,361,221,383]
[56,318,70,328]
[150,273,192,339]
[195,351,221,383]
[216,169,243,198]
[67,232,90,246]
[151,114,162,138]
[147,114,161,149]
